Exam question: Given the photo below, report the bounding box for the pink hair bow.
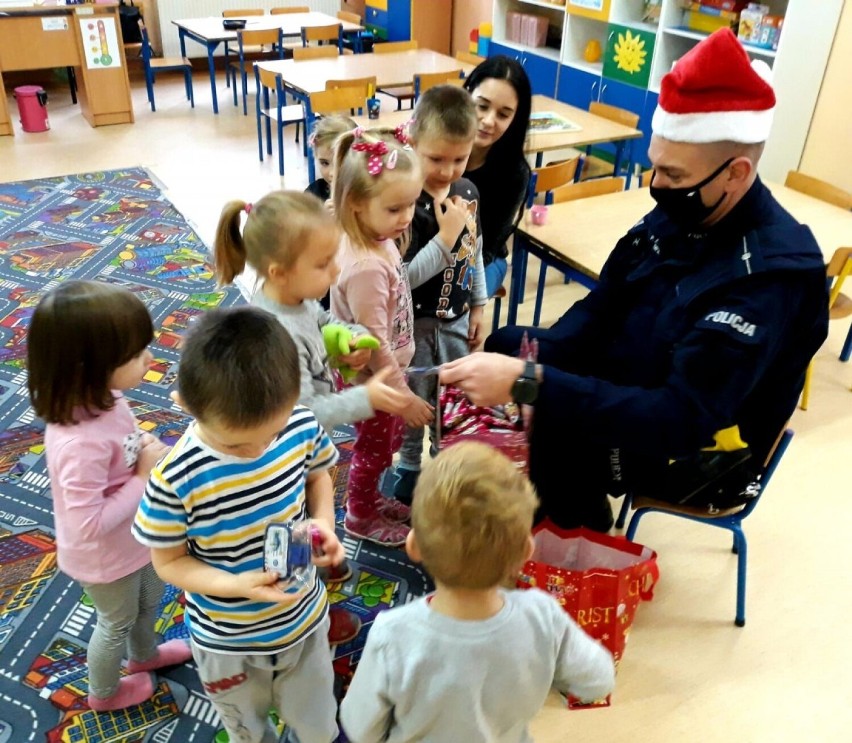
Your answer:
[352,140,391,176]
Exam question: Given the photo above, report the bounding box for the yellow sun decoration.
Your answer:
[613,30,647,74]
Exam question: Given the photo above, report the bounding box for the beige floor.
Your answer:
[3,74,851,743]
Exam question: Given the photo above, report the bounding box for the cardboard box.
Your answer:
[686,9,738,33]
[697,0,748,11]
[757,13,783,49]
[738,3,769,43]
[520,14,549,47]
[506,11,523,44]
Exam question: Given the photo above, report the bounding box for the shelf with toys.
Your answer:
[488,0,843,178]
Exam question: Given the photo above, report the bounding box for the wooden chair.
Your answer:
[527,159,581,207]
[138,20,193,112]
[270,6,310,13]
[292,46,340,61]
[222,9,265,83]
[578,101,641,183]
[327,77,377,114]
[227,28,284,115]
[375,40,418,110]
[799,247,852,409]
[304,87,370,182]
[255,64,307,176]
[550,176,626,204]
[455,50,484,66]
[491,285,508,334]
[623,429,794,627]
[338,10,370,53]
[301,23,343,53]
[784,170,852,210]
[413,69,464,101]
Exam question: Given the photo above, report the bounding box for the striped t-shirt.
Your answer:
[132,405,338,654]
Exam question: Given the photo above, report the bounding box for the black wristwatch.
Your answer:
[511,360,539,405]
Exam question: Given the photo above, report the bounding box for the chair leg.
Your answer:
[614,493,632,530]
[799,361,813,410]
[491,295,502,335]
[517,249,528,305]
[277,120,284,177]
[67,67,77,105]
[625,509,645,542]
[241,69,249,116]
[146,70,156,112]
[841,322,852,362]
[185,69,194,107]
[733,525,747,627]
[532,262,548,327]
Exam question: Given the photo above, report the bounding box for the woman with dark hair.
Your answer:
[463,55,533,297]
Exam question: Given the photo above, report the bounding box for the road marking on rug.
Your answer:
[0,690,37,742]
[11,581,73,669]
[62,603,95,637]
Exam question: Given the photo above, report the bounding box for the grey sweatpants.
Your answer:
[398,314,470,471]
[191,616,337,743]
[81,563,164,699]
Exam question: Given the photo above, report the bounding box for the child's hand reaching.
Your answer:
[339,338,373,372]
[243,570,310,605]
[468,306,485,350]
[436,195,469,249]
[366,367,412,416]
[402,394,434,428]
[136,435,169,479]
[310,519,345,568]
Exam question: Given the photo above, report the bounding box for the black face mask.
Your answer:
[650,158,735,228]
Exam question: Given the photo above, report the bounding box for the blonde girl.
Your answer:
[306,114,357,205]
[331,127,451,547]
[28,280,190,711]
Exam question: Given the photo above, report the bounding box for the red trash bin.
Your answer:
[14,86,50,133]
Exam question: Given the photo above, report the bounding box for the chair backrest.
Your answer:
[256,64,282,96]
[736,428,793,520]
[551,176,625,204]
[302,23,342,47]
[223,8,264,17]
[589,100,640,129]
[337,10,361,24]
[308,86,368,117]
[270,5,310,13]
[455,50,484,66]
[293,46,339,60]
[238,27,283,55]
[527,158,580,206]
[374,40,418,54]
[826,247,852,312]
[784,170,852,210]
[327,76,376,100]
[414,69,464,98]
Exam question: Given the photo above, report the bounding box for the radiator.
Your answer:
[157,0,341,58]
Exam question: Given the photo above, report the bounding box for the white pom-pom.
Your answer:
[751,59,774,85]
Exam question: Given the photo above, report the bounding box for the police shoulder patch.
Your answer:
[697,309,765,344]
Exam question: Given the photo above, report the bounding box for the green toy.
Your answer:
[322,324,380,382]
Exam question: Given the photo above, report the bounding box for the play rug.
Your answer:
[0,168,430,743]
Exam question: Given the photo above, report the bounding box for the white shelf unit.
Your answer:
[490,0,844,181]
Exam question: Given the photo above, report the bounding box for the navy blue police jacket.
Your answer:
[530,177,829,467]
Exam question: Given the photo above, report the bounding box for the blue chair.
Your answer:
[255,65,306,177]
[620,429,794,627]
[300,23,343,53]
[227,28,284,116]
[139,20,193,112]
[577,101,640,188]
[412,69,464,102]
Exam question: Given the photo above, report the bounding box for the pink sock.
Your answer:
[126,639,192,673]
[89,673,154,712]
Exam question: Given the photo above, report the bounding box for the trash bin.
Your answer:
[14,86,50,133]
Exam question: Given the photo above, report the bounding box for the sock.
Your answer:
[89,672,154,712]
[126,639,192,673]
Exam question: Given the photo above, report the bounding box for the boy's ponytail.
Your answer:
[214,200,251,286]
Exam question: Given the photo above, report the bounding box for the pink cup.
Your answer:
[530,204,548,226]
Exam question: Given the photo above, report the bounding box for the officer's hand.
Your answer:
[439,353,525,407]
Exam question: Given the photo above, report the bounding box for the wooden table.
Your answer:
[173,12,362,114]
[507,183,852,326]
[0,3,133,136]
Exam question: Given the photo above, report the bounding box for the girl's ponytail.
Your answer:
[214,200,251,286]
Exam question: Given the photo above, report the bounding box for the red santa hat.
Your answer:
[652,28,776,144]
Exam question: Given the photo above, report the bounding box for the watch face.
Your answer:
[511,378,538,405]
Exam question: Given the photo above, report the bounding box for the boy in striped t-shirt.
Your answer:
[133,307,343,743]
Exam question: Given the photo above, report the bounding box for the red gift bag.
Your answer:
[518,521,659,708]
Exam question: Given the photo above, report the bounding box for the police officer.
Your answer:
[440,28,829,531]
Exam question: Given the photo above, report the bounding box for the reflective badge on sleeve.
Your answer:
[697,310,765,344]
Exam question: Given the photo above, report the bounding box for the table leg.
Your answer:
[507,237,527,326]
[206,43,219,114]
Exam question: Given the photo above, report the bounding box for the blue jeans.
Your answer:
[485,257,508,298]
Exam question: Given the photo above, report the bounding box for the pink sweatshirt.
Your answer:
[44,394,152,585]
[332,236,415,393]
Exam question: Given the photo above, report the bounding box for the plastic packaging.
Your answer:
[263,522,324,591]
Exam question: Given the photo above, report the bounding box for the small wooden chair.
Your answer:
[785,170,852,210]
[413,69,464,101]
[304,87,370,182]
[623,429,794,627]
[292,46,340,61]
[301,23,343,53]
[455,50,484,66]
[222,8,265,84]
[327,77,377,114]
[578,101,641,183]
[800,247,852,409]
[338,10,370,53]
[255,64,307,176]
[270,6,310,13]
[227,28,284,115]
[139,20,193,112]
[375,40,418,110]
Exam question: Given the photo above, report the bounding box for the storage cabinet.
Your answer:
[366,0,452,54]
[490,0,844,179]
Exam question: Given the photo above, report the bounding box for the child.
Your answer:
[214,190,411,644]
[305,114,357,204]
[305,114,357,309]
[393,85,489,505]
[28,280,191,712]
[133,307,344,743]
[340,442,616,742]
[331,126,447,547]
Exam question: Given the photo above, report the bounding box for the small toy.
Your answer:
[264,522,324,590]
[322,324,380,382]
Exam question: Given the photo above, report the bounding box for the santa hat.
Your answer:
[652,28,776,144]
